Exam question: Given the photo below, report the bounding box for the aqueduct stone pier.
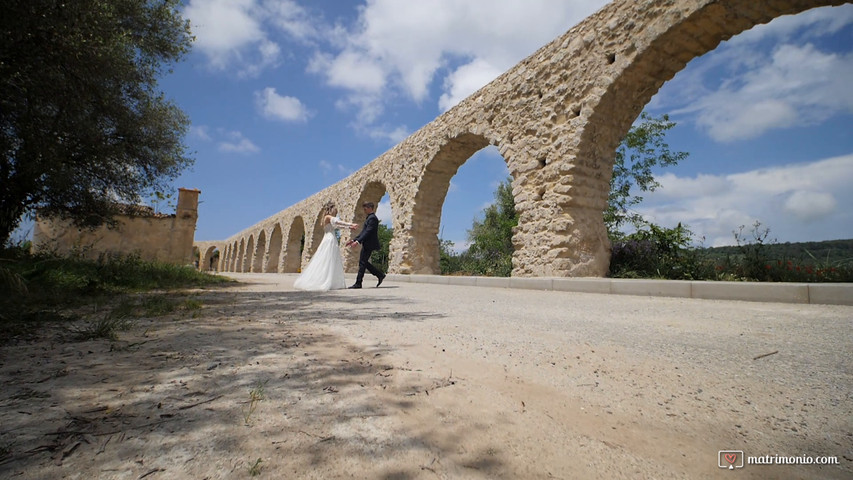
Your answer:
[195,0,849,277]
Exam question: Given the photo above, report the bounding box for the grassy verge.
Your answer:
[0,248,235,342]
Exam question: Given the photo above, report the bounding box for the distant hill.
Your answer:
[700,239,853,265]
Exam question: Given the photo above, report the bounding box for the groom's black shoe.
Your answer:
[348,283,362,289]
[376,274,385,287]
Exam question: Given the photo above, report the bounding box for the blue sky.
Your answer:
[153,0,853,250]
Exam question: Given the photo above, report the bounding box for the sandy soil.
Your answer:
[1,273,851,479]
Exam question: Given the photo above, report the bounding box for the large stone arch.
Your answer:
[406,132,494,274]
[195,0,849,278]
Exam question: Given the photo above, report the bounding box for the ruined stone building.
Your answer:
[32,188,200,265]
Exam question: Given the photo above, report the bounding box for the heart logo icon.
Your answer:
[725,453,737,464]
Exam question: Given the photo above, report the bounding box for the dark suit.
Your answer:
[353,212,383,285]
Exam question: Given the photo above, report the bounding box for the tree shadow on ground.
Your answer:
[0,288,510,478]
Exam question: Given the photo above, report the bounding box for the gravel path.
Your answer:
[229,273,853,478]
[1,272,850,479]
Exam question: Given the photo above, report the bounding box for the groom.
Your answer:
[346,201,386,288]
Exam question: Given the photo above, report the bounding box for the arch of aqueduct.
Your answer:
[195,0,849,277]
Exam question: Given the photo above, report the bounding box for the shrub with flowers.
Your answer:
[610,221,853,283]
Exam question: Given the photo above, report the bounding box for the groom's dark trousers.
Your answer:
[355,245,382,286]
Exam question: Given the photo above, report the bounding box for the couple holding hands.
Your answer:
[293,201,385,291]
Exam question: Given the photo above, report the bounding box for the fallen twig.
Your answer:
[46,418,178,437]
[753,350,778,361]
[138,467,165,479]
[420,457,438,474]
[177,394,223,410]
[97,435,112,455]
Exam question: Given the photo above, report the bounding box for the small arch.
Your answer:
[244,236,255,273]
[236,239,245,272]
[266,224,283,272]
[283,217,305,273]
[201,245,218,272]
[252,230,266,272]
[209,247,220,272]
[226,243,235,272]
[409,132,493,274]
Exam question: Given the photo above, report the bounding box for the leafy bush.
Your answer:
[609,221,853,282]
[609,223,714,280]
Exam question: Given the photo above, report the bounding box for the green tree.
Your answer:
[464,178,518,276]
[605,112,689,237]
[370,224,393,273]
[439,238,463,274]
[0,0,194,245]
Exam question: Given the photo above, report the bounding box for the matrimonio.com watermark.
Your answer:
[718,450,840,470]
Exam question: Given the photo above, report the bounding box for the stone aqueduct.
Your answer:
[194,0,848,277]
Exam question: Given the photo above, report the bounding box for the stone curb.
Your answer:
[384,274,852,306]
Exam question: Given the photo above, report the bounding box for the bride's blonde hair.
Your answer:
[323,202,337,215]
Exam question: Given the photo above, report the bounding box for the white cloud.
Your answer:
[439,58,504,112]
[731,4,853,44]
[184,0,262,53]
[319,160,351,179]
[261,0,318,41]
[308,51,387,93]
[653,173,731,198]
[658,7,853,143]
[783,191,837,222]
[702,99,799,142]
[239,39,283,78]
[310,0,608,117]
[366,124,410,144]
[183,0,268,71]
[308,51,388,123]
[334,93,386,126]
[376,201,393,226]
[638,154,853,245]
[190,125,212,141]
[218,131,260,154]
[673,44,853,142]
[183,0,325,76]
[255,87,310,122]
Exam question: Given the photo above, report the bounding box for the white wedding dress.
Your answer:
[293,217,349,291]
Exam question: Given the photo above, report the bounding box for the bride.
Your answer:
[293,203,358,291]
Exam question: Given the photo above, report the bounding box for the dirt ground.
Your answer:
[1,273,851,479]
